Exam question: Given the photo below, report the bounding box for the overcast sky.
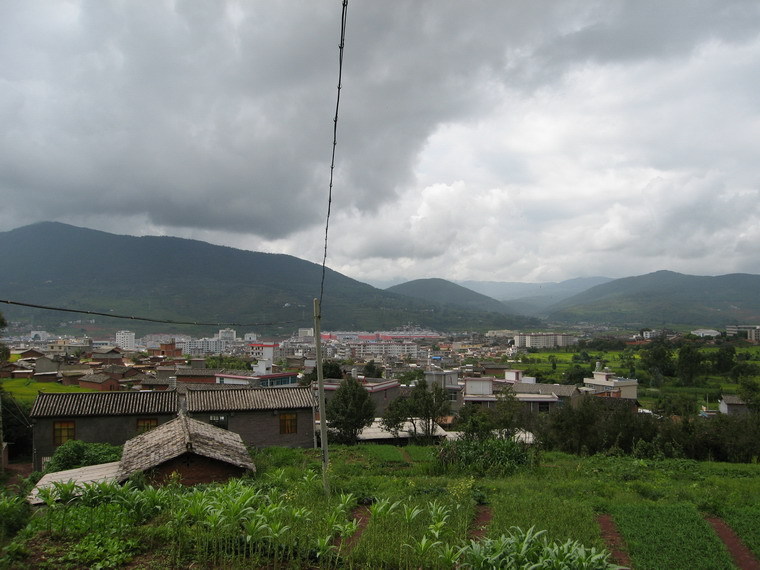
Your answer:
[2,1,760,287]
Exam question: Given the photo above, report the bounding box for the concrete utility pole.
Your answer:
[313,298,330,494]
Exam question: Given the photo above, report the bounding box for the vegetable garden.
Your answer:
[2,445,760,568]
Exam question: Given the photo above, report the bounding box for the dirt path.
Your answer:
[333,505,372,553]
[705,517,760,570]
[468,505,493,540]
[597,514,632,569]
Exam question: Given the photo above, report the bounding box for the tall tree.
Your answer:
[362,359,384,379]
[738,378,760,413]
[326,377,376,445]
[408,379,451,442]
[676,344,703,386]
[300,360,344,385]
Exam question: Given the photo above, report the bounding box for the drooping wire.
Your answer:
[318,0,349,312]
[0,299,306,328]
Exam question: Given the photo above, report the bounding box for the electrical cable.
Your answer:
[0,299,306,328]
[319,0,349,311]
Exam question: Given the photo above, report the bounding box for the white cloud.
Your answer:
[2,1,760,285]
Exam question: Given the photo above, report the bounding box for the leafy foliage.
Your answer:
[435,437,535,477]
[326,377,376,445]
[44,440,123,473]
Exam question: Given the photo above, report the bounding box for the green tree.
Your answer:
[325,377,376,445]
[362,359,384,378]
[564,364,591,384]
[455,404,494,441]
[398,368,424,385]
[407,379,450,442]
[713,344,736,374]
[676,344,703,386]
[381,396,411,439]
[491,390,522,434]
[738,378,760,413]
[205,355,250,370]
[301,360,344,385]
[639,337,674,377]
[656,393,698,417]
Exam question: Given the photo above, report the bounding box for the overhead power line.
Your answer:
[0,299,306,328]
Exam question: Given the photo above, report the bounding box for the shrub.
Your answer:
[434,437,534,477]
[44,440,122,473]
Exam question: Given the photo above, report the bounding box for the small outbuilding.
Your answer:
[116,413,255,485]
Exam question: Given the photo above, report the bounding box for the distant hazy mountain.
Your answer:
[459,277,613,302]
[546,270,760,326]
[386,278,516,315]
[0,222,538,335]
[458,277,614,316]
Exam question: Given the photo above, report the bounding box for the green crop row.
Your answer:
[611,504,733,570]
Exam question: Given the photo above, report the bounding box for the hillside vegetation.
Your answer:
[2,447,759,568]
[0,223,538,335]
[547,270,760,326]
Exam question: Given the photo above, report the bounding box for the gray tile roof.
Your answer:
[175,368,223,377]
[511,382,579,398]
[30,391,178,417]
[721,394,746,405]
[117,414,254,480]
[79,373,115,384]
[187,386,315,412]
[118,373,155,383]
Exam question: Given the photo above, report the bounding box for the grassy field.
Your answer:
[0,377,95,402]
[509,348,751,411]
[3,446,760,568]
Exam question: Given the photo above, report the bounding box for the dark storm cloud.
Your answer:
[3,1,760,283]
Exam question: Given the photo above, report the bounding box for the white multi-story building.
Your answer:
[514,333,576,349]
[725,325,760,341]
[217,328,237,342]
[115,331,136,351]
[248,342,282,361]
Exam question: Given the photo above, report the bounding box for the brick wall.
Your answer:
[189,409,315,449]
[32,414,176,470]
[147,454,249,486]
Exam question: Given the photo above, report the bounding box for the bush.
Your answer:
[434,437,534,477]
[0,493,30,542]
[44,440,122,473]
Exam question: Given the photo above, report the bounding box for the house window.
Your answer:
[538,402,551,413]
[209,414,228,430]
[136,418,158,434]
[53,421,75,446]
[279,413,297,434]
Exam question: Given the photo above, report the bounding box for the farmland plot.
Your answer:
[611,503,734,569]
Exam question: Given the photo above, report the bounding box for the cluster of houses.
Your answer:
[5,336,752,495]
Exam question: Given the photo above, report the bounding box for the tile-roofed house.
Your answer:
[116,414,254,485]
[78,372,122,391]
[30,391,179,471]
[719,394,749,415]
[187,386,315,412]
[118,373,158,390]
[511,382,580,399]
[187,387,316,449]
[510,382,580,412]
[29,415,255,502]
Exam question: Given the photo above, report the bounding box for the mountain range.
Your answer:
[0,222,539,336]
[1,222,757,335]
